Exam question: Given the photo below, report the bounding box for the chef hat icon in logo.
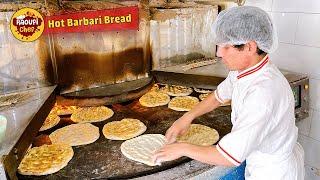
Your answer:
[10,8,44,42]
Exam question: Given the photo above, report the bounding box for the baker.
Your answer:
[153,6,304,180]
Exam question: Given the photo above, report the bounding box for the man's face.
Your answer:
[216,44,251,71]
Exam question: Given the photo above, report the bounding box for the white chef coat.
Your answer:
[214,55,304,180]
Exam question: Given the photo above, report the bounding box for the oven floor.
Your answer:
[17,97,232,179]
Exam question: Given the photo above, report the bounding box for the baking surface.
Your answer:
[18,97,232,179]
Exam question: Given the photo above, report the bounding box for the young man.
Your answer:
[152,6,304,180]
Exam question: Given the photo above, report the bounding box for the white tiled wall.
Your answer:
[272,0,320,13]
[310,110,320,142]
[270,44,320,79]
[244,0,273,11]
[271,12,298,44]
[298,134,320,168]
[310,78,320,110]
[295,14,320,48]
[245,0,320,178]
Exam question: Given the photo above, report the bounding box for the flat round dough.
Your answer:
[52,104,80,116]
[161,85,193,96]
[139,91,170,107]
[194,87,213,94]
[49,123,100,146]
[121,134,166,166]
[176,124,219,146]
[18,144,73,176]
[39,113,60,132]
[103,118,147,140]
[168,96,199,111]
[70,106,114,123]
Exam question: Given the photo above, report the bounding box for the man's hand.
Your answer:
[153,143,235,166]
[165,113,194,144]
[152,143,187,164]
[165,93,221,144]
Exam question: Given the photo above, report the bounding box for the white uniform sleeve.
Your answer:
[214,71,235,103]
[216,87,273,166]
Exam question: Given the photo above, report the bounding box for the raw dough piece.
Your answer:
[49,123,99,146]
[18,144,73,176]
[176,124,219,146]
[120,134,166,166]
[103,118,147,140]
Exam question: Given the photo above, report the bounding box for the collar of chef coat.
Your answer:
[236,55,269,81]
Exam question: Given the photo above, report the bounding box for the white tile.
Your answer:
[244,0,273,11]
[298,134,320,168]
[269,43,320,79]
[310,109,320,141]
[297,110,312,136]
[272,0,320,13]
[310,79,320,110]
[295,14,320,47]
[272,0,300,12]
[271,12,298,44]
[269,43,303,73]
[297,46,320,79]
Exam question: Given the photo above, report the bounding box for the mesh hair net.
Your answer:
[213,6,278,53]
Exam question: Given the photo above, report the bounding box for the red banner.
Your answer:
[44,6,139,34]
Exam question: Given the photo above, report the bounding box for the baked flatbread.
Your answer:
[121,134,166,166]
[103,118,147,140]
[150,83,160,92]
[194,87,213,94]
[168,96,199,111]
[70,106,114,123]
[18,144,73,176]
[39,113,60,132]
[199,94,231,106]
[49,123,100,146]
[139,91,170,107]
[176,124,219,146]
[159,85,169,93]
[161,85,193,96]
[52,104,80,116]
[220,100,231,106]
[199,93,209,101]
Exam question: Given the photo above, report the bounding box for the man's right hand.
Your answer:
[165,113,194,144]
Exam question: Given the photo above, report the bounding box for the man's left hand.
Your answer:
[152,143,188,164]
